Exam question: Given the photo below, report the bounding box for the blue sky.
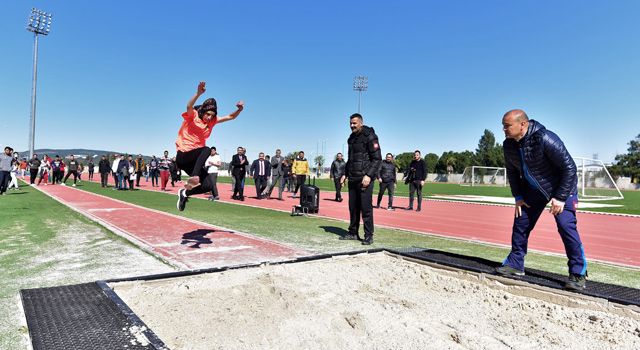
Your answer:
[1,0,639,163]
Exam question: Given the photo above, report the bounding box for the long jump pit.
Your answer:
[21,249,640,349]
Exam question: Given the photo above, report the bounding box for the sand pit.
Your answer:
[111,253,640,350]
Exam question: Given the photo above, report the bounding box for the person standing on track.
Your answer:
[376,153,397,210]
[406,150,426,212]
[496,109,588,291]
[291,151,309,198]
[230,146,248,201]
[159,150,172,191]
[134,154,145,187]
[62,155,80,187]
[330,152,346,202]
[28,154,40,185]
[98,155,111,187]
[175,81,244,211]
[340,113,382,245]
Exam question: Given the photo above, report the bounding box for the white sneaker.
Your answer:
[72,184,76,187]
[61,183,67,186]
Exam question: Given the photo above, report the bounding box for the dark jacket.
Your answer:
[230,154,248,175]
[407,159,426,183]
[503,120,577,202]
[98,159,111,173]
[281,163,292,178]
[330,159,346,179]
[346,126,382,181]
[250,159,271,178]
[116,159,129,174]
[29,158,41,170]
[378,160,397,183]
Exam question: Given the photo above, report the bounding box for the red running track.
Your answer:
[35,183,307,270]
[85,175,640,267]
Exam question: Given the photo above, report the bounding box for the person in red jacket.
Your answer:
[175,81,244,211]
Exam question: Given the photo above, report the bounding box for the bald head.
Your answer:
[502,109,530,141]
[504,109,529,123]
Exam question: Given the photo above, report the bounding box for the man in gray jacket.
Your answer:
[267,149,285,200]
[0,147,14,195]
[330,153,346,202]
[376,153,397,210]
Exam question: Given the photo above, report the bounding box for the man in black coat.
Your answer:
[230,146,248,201]
[250,152,271,199]
[376,153,397,210]
[340,113,382,245]
[496,109,587,291]
[330,152,346,202]
[406,150,426,211]
[98,155,111,187]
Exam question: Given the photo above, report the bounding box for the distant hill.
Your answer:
[16,149,128,160]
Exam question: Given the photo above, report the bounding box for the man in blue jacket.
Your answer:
[496,109,587,291]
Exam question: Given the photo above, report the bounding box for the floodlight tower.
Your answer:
[26,8,53,159]
[353,76,368,113]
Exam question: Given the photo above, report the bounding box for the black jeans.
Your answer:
[0,171,9,194]
[63,170,79,185]
[348,179,375,239]
[100,172,109,187]
[377,181,395,208]
[30,169,38,184]
[232,169,245,198]
[136,171,143,186]
[408,180,423,209]
[333,177,343,200]
[294,175,306,195]
[255,175,268,197]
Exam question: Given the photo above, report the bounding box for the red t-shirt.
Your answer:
[175,109,217,152]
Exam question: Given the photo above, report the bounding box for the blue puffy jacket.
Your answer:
[503,120,577,202]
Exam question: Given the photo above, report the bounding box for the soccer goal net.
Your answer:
[459,166,507,187]
[574,157,624,201]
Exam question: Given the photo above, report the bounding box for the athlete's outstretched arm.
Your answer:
[186,81,206,112]
[216,101,244,124]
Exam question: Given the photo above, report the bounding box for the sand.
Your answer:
[111,253,640,350]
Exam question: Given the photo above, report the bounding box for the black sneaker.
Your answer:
[374,205,380,209]
[406,207,413,211]
[387,206,395,211]
[339,234,359,241]
[361,236,374,245]
[177,188,188,211]
[564,273,587,291]
[495,265,525,276]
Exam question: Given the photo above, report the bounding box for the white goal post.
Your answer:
[459,166,507,187]
[574,157,624,201]
[459,158,624,201]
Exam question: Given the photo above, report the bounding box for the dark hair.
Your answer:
[211,146,217,151]
[350,113,363,120]
[414,150,421,155]
[386,153,393,157]
[196,98,218,118]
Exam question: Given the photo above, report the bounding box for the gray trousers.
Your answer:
[268,174,284,199]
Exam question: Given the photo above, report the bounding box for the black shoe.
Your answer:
[495,265,525,276]
[177,188,188,211]
[564,273,587,291]
[387,206,395,211]
[240,196,245,201]
[416,208,421,212]
[406,207,413,211]
[337,198,343,202]
[361,236,374,245]
[339,234,359,241]
[374,205,380,209]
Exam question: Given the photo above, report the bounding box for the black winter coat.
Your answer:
[503,120,577,201]
[346,126,382,181]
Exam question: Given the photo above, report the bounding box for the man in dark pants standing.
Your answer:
[340,113,382,245]
[330,153,346,202]
[250,152,271,199]
[28,154,41,185]
[406,150,426,211]
[267,149,285,200]
[496,109,587,291]
[98,155,111,187]
[376,153,397,210]
[230,146,248,201]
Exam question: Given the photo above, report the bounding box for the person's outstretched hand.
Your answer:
[197,81,206,95]
[236,101,244,111]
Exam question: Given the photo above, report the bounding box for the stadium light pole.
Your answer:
[353,76,368,113]
[26,8,53,159]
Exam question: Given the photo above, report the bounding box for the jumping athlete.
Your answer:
[175,81,244,211]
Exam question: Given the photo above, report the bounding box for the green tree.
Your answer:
[610,134,640,183]
[314,155,325,176]
[395,152,415,173]
[475,129,504,167]
[424,153,439,173]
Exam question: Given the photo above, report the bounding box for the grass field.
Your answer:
[1,181,639,349]
[216,176,640,215]
[0,184,172,350]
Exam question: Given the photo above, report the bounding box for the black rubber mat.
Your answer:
[20,282,166,350]
[394,247,640,306]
